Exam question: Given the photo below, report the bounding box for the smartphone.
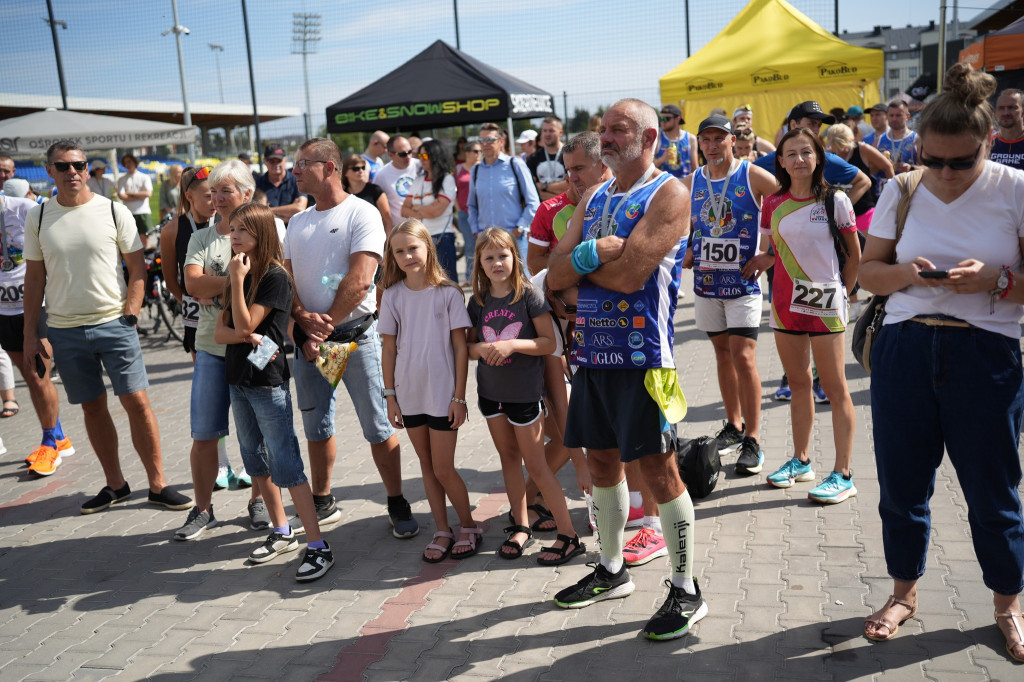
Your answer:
[919,270,949,279]
[34,354,45,379]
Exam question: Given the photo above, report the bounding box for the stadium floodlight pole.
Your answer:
[44,0,68,110]
[937,0,948,93]
[164,0,195,163]
[292,13,322,140]
[453,0,461,50]
[209,44,225,104]
[241,0,263,169]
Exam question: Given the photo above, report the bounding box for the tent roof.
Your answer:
[0,109,197,156]
[959,15,1024,72]
[326,40,554,133]
[660,0,883,104]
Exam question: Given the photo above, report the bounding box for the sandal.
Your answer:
[499,524,533,560]
[506,504,557,533]
[995,610,1024,663]
[537,533,586,566]
[1,400,19,418]
[864,594,917,642]
[421,529,455,563]
[451,526,483,559]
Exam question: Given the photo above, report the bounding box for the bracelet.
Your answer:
[451,397,467,405]
[571,240,601,276]
[382,388,396,398]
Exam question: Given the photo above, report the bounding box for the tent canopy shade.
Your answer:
[326,40,555,134]
[659,0,883,142]
[958,16,1024,73]
[0,109,198,157]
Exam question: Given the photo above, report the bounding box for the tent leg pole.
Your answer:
[507,115,515,156]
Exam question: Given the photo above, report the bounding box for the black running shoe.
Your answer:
[295,543,334,582]
[643,579,709,641]
[734,436,764,475]
[553,561,635,609]
[713,421,745,454]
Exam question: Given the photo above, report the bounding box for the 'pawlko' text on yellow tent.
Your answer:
[659,0,883,142]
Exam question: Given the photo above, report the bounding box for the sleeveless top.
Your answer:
[175,212,210,293]
[657,130,693,179]
[572,172,684,370]
[690,160,762,299]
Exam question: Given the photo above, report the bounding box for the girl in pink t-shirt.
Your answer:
[378,219,482,562]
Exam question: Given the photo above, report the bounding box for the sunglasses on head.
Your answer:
[394,150,413,158]
[184,166,212,193]
[920,145,981,171]
[52,160,87,172]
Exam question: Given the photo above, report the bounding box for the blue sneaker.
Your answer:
[812,379,829,404]
[808,472,857,504]
[767,457,815,488]
[235,466,252,489]
[213,465,233,491]
[774,376,791,401]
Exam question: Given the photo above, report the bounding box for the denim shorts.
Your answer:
[191,350,230,441]
[292,318,394,444]
[48,316,149,404]
[229,384,307,489]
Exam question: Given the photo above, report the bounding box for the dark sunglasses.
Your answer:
[52,161,87,172]
[349,165,366,172]
[553,291,576,315]
[919,146,982,171]
[659,115,677,122]
[394,150,413,158]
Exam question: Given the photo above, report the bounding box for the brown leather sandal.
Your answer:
[864,594,917,641]
[995,610,1024,663]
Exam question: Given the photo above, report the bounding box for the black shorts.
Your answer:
[133,213,150,236]
[564,367,674,462]
[706,327,759,340]
[401,412,455,432]
[478,396,545,426]
[0,311,48,353]
[183,325,197,354]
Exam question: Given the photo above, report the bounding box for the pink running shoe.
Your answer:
[625,505,644,530]
[623,527,668,567]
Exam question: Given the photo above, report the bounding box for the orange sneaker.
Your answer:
[28,446,61,476]
[57,436,75,457]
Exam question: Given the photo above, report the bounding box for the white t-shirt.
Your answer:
[274,217,286,244]
[377,281,472,417]
[185,226,232,357]
[116,170,153,215]
[529,269,567,357]
[86,176,116,199]
[24,196,141,328]
[871,161,1024,337]
[284,196,384,325]
[406,173,456,237]
[373,160,421,227]
[0,195,36,315]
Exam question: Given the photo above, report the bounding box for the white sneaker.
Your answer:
[0,437,6,456]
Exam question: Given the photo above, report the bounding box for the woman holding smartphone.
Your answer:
[859,63,1024,661]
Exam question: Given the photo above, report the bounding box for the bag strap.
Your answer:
[890,170,923,265]
[823,186,848,260]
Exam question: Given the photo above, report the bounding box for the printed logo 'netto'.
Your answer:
[818,60,859,79]
[686,77,724,93]
[750,68,790,87]
[334,98,501,125]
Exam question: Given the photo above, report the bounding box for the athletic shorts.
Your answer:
[0,311,48,353]
[478,396,545,426]
[564,367,674,462]
[402,412,455,432]
[694,294,762,338]
[132,213,150,236]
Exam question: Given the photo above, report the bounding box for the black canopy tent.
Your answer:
[325,40,554,147]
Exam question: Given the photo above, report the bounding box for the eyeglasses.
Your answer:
[184,166,212,193]
[552,291,576,315]
[394,150,413,158]
[479,137,502,145]
[349,165,366,172]
[294,159,327,170]
[52,161,87,172]
[920,145,982,171]
[467,149,482,154]
[417,153,429,160]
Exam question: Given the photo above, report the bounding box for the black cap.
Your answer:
[698,115,733,135]
[238,151,251,161]
[788,101,836,124]
[660,104,682,118]
[869,103,887,113]
[263,145,285,160]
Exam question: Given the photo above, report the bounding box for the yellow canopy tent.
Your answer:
[659,0,883,142]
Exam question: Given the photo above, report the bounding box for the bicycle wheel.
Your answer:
[155,278,184,343]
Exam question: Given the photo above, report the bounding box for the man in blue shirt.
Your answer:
[256,145,308,226]
[467,123,540,273]
[361,131,389,182]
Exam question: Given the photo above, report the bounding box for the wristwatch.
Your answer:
[123,314,138,327]
[382,388,397,398]
[996,268,1010,293]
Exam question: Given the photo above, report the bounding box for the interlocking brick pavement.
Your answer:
[1,271,1023,681]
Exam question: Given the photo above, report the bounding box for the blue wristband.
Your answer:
[571,240,601,276]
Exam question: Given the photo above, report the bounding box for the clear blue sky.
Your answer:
[0,1,967,139]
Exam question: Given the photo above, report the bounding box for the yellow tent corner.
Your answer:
[659,0,883,142]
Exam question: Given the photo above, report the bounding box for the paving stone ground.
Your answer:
[1,270,1022,681]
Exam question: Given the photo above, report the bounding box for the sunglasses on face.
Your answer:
[659,115,677,122]
[394,150,413,158]
[467,149,481,154]
[52,161,87,172]
[266,158,284,164]
[349,165,366,172]
[553,292,576,314]
[919,146,982,171]
[479,137,501,145]
[417,152,429,160]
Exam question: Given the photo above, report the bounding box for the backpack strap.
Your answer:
[823,186,849,262]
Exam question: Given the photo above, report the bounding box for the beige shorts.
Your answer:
[694,293,763,334]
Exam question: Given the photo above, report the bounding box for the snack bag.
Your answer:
[315,341,358,389]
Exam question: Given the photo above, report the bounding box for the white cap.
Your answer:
[515,130,538,144]
[3,179,30,198]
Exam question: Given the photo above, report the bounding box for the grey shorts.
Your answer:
[48,317,149,404]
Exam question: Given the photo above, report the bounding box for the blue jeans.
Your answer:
[433,232,457,283]
[515,229,530,277]
[229,384,308,489]
[870,320,1024,595]
[457,210,474,280]
[190,350,230,441]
